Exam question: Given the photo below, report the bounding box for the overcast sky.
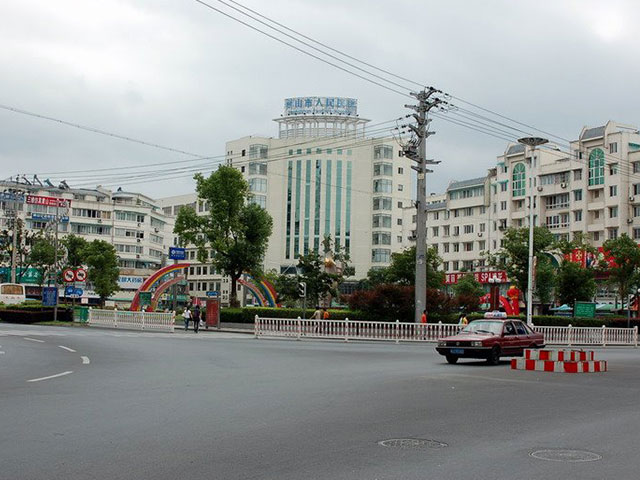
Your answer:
[1,0,639,198]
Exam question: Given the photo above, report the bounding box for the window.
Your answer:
[609,185,617,197]
[433,212,439,220]
[398,184,404,192]
[609,163,618,175]
[443,225,450,236]
[501,182,508,192]
[609,206,618,218]
[372,214,392,228]
[249,194,266,208]
[372,249,391,263]
[397,201,403,208]
[634,184,640,196]
[432,226,439,237]
[500,201,507,211]
[397,236,402,243]
[608,228,618,240]
[443,243,450,253]
[372,232,391,245]
[373,179,392,193]
[397,218,402,226]
[453,226,460,236]
[588,148,605,185]
[512,163,526,197]
[464,225,474,234]
[633,206,640,217]
[479,223,486,232]
[478,241,486,250]
[373,145,393,159]
[453,261,459,270]
[373,163,393,176]
[609,142,618,153]
[248,162,267,175]
[248,178,267,192]
[464,242,473,252]
[463,207,473,216]
[574,210,583,222]
[545,193,570,210]
[453,243,460,252]
[634,162,640,174]
[398,167,404,174]
[593,189,600,199]
[593,231,600,241]
[634,228,640,240]
[449,186,484,200]
[373,197,392,211]
[574,170,582,181]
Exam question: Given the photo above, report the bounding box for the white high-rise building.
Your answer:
[159,96,413,302]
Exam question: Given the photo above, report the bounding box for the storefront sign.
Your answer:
[26,195,71,208]
[445,271,508,285]
[284,97,357,116]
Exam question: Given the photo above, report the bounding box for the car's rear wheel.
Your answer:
[487,346,501,365]
[446,355,459,364]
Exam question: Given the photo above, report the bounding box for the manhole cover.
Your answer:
[530,449,602,462]
[378,438,448,449]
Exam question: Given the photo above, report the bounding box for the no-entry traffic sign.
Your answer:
[63,269,75,283]
[75,268,87,282]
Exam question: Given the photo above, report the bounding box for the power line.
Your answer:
[0,103,204,158]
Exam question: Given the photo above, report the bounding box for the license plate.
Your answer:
[450,348,464,354]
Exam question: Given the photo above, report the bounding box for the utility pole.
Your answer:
[401,88,443,323]
[53,202,60,322]
[517,137,548,326]
[10,209,18,283]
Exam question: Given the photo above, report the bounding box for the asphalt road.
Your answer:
[1,323,639,480]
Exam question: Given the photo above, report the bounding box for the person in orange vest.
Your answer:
[421,309,427,324]
[322,308,330,320]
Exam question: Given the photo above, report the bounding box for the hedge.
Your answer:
[219,307,639,327]
[0,306,73,323]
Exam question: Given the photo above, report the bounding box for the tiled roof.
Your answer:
[447,176,486,191]
[506,144,525,155]
[581,126,605,140]
[425,201,446,211]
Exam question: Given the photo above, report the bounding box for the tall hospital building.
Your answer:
[159,97,412,302]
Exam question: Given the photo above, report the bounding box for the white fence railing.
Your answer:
[88,308,175,333]
[254,316,638,347]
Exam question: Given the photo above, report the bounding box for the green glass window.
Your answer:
[335,160,342,246]
[345,161,352,253]
[294,160,302,257]
[314,160,322,251]
[589,148,605,186]
[325,160,332,236]
[285,161,293,259]
[304,159,311,254]
[512,163,526,197]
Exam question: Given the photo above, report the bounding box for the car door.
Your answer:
[513,321,530,353]
[501,321,519,354]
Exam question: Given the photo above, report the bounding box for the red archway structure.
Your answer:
[130,263,190,311]
[149,275,185,311]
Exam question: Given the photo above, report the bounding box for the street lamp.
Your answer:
[517,137,548,326]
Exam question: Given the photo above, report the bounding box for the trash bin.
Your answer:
[73,306,89,323]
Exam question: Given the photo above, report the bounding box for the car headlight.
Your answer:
[437,340,446,347]
[471,341,483,347]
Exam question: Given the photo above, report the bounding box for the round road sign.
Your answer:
[63,269,75,283]
[75,268,87,282]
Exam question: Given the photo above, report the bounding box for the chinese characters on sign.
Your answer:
[444,271,508,285]
[284,97,357,116]
[26,195,71,208]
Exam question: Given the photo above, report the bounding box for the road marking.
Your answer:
[81,356,90,364]
[0,351,5,354]
[24,337,45,343]
[27,371,73,383]
[58,345,76,352]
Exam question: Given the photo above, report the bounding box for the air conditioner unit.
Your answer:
[627,219,633,224]
[97,219,102,223]
[136,254,140,259]
[136,238,141,243]
[154,228,159,233]
[560,182,567,188]
[137,222,141,227]
[537,186,543,192]
[630,196,635,202]
[26,212,32,217]
[477,232,483,237]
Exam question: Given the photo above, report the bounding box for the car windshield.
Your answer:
[461,320,503,335]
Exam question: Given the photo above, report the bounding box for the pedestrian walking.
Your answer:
[183,307,191,331]
[458,312,469,326]
[421,309,427,324]
[322,308,330,320]
[192,305,201,333]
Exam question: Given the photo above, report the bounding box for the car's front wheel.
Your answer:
[446,355,459,364]
[487,346,501,365]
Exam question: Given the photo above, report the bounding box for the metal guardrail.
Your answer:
[88,308,175,333]
[254,316,638,347]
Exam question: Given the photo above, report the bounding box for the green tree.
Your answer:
[297,250,336,306]
[0,218,39,283]
[453,273,484,298]
[83,240,119,306]
[62,234,88,269]
[385,246,444,288]
[489,226,555,296]
[555,260,596,306]
[29,235,57,286]
[174,167,273,306]
[602,234,640,303]
[534,255,556,307]
[262,269,299,307]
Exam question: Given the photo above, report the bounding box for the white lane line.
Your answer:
[0,351,5,354]
[81,356,90,365]
[58,345,76,353]
[24,337,45,343]
[27,371,73,383]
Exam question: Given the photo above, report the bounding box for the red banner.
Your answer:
[206,299,220,328]
[445,271,508,285]
[26,195,71,208]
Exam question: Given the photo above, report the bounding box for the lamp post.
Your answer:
[517,137,548,326]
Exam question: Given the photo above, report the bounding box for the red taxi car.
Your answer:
[435,313,545,365]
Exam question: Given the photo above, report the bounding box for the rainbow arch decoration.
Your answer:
[238,274,279,307]
[130,263,190,311]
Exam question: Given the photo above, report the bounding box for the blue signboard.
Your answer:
[42,287,58,306]
[206,291,219,298]
[0,192,25,202]
[64,286,83,298]
[284,97,357,116]
[31,214,69,223]
[168,247,186,260]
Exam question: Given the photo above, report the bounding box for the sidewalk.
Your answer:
[176,322,254,334]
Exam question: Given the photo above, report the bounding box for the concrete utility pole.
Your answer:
[53,202,60,322]
[517,137,548,326]
[10,210,18,283]
[402,88,443,323]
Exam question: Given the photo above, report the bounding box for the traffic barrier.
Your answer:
[525,349,595,361]
[511,358,607,373]
[88,308,175,332]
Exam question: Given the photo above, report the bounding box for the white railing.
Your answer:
[254,316,638,347]
[88,308,175,333]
